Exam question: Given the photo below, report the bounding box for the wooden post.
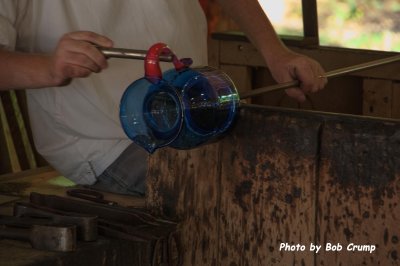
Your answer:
[0,94,21,173]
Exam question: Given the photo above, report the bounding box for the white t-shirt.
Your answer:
[0,0,208,184]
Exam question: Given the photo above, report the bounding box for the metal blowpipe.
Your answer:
[239,54,400,99]
[99,46,400,99]
[98,47,174,62]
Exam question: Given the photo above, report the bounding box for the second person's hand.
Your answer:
[267,50,327,102]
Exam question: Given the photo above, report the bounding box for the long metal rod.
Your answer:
[98,47,174,62]
[240,54,400,99]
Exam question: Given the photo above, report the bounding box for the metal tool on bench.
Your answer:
[99,43,400,153]
[29,191,176,240]
[0,216,76,252]
[30,192,175,228]
[66,188,118,206]
[13,201,98,241]
[54,189,175,241]
[29,192,181,264]
[29,191,177,241]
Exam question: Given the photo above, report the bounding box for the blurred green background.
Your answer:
[259,0,400,52]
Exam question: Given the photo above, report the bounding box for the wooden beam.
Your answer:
[10,91,37,169]
[15,90,48,167]
[215,36,400,81]
[392,82,400,119]
[302,0,319,44]
[219,65,252,95]
[0,94,21,173]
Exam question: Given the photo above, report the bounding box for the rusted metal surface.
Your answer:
[317,118,400,265]
[147,105,400,265]
[217,107,321,265]
[147,145,221,265]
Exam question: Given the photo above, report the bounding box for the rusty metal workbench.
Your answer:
[146,104,400,266]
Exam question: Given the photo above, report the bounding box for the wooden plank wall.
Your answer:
[146,105,400,266]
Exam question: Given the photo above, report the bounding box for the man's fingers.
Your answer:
[294,60,327,94]
[68,41,108,69]
[58,36,108,69]
[65,31,113,48]
[62,64,93,79]
[318,73,328,90]
[49,31,115,86]
[311,63,328,91]
[294,64,315,93]
[63,52,102,73]
[268,51,327,102]
[285,87,306,102]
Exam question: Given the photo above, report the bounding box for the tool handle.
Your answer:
[98,47,174,62]
[0,227,29,241]
[67,188,118,206]
[240,54,400,99]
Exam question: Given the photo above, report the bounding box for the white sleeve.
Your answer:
[0,0,28,50]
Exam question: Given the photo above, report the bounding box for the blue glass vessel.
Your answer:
[119,43,239,153]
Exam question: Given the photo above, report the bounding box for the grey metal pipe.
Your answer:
[240,54,400,99]
[98,47,174,62]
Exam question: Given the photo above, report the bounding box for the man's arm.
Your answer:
[217,0,327,101]
[0,31,112,91]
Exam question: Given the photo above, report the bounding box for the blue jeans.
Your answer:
[90,143,148,196]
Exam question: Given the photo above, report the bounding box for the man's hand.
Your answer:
[267,50,327,102]
[0,31,113,91]
[49,31,113,86]
[217,0,328,102]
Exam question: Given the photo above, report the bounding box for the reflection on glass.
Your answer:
[144,91,180,137]
[258,0,303,36]
[167,66,240,150]
[120,79,183,153]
